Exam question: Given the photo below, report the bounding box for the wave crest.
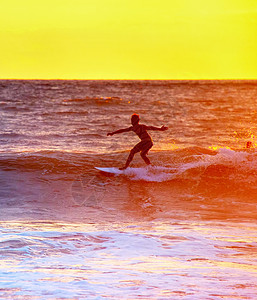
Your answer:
[1,147,257,197]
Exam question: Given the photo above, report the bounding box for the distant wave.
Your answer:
[62,96,123,105]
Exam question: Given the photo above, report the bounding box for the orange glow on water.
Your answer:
[0,0,257,79]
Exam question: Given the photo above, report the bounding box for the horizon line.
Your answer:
[0,78,257,81]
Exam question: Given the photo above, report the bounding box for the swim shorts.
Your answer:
[132,139,153,153]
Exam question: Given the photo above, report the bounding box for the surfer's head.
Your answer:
[131,114,140,125]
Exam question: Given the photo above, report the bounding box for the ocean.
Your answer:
[0,80,257,299]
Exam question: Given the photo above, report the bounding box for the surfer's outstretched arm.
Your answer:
[107,127,132,136]
[147,125,168,131]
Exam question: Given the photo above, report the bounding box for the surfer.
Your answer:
[107,114,168,170]
[246,141,253,149]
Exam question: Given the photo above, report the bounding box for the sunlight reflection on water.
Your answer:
[0,220,257,299]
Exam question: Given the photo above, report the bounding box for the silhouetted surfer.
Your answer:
[246,141,253,149]
[107,114,168,170]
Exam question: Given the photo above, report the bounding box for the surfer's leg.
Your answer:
[140,141,153,165]
[140,151,151,165]
[126,150,136,167]
[119,142,143,170]
[119,149,137,170]
[120,140,153,170]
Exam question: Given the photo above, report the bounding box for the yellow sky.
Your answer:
[0,0,257,79]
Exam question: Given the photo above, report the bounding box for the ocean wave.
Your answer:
[0,133,23,139]
[0,152,80,173]
[116,148,256,182]
[0,147,257,216]
[1,147,256,187]
[62,96,123,105]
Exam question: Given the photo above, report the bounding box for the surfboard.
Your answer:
[95,167,124,174]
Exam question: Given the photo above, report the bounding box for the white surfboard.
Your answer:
[95,167,124,174]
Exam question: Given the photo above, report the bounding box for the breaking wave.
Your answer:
[1,147,257,198]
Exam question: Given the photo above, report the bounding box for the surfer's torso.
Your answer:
[130,124,152,142]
